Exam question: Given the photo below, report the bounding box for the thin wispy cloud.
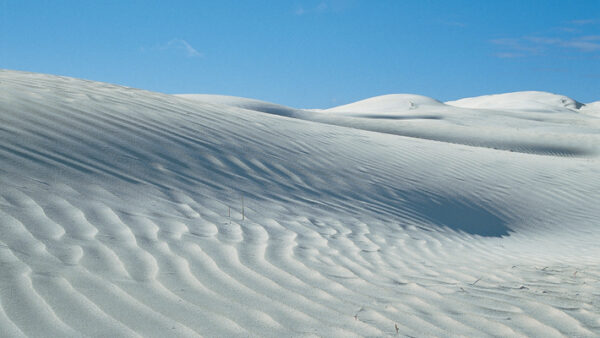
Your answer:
[294,0,354,16]
[141,39,202,58]
[557,27,578,33]
[525,36,600,52]
[555,19,598,34]
[490,38,541,54]
[581,35,600,41]
[294,1,329,16]
[433,19,467,28]
[294,7,307,16]
[492,18,600,58]
[532,67,568,73]
[162,39,202,57]
[141,38,203,58]
[495,52,525,59]
[443,21,467,28]
[571,19,597,26]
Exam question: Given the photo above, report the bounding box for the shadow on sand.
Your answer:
[405,193,511,237]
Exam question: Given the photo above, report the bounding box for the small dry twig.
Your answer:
[353,307,363,321]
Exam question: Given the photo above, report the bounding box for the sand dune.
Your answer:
[446,91,583,112]
[183,92,600,157]
[323,94,448,115]
[1,69,600,337]
[581,101,600,116]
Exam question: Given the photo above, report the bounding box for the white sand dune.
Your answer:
[1,69,600,337]
[445,91,583,112]
[581,101,600,116]
[179,93,600,157]
[322,94,449,115]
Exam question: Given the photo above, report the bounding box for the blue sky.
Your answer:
[1,0,599,107]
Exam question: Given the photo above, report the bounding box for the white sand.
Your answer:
[1,69,599,337]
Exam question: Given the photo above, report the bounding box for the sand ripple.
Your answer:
[1,70,599,337]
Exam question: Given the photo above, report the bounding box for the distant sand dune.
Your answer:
[180,92,600,157]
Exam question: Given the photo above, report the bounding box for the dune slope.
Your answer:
[1,70,600,337]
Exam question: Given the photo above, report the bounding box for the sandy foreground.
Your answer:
[1,69,599,337]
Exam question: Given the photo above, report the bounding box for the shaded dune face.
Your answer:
[1,70,600,337]
[402,192,510,237]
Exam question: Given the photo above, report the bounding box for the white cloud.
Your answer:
[581,35,600,41]
[490,38,541,53]
[491,19,600,58]
[294,1,353,16]
[561,40,600,52]
[442,21,467,28]
[295,2,327,15]
[495,52,524,59]
[294,6,306,15]
[557,27,578,33]
[525,36,600,52]
[160,39,202,58]
[571,19,597,26]
[316,1,328,12]
[491,35,600,57]
[525,36,562,45]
